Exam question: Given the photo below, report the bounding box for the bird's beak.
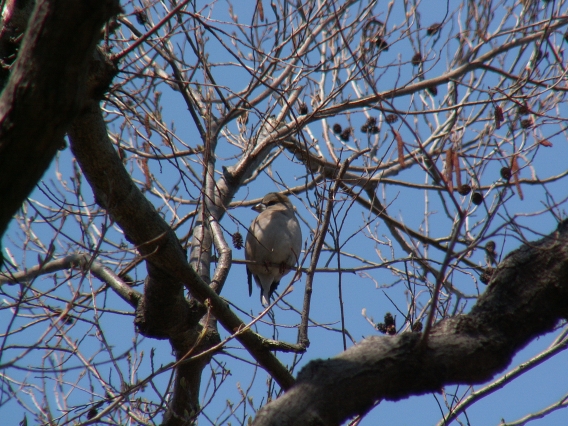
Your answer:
[252,203,265,212]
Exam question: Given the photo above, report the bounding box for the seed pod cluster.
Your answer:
[361,117,379,134]
[340,127,353,142]
[232,232,244,250]
[520,118,533,129]
[376,312,397,335]
[518,102,529,115]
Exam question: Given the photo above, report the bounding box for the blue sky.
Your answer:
[2,0,568,424]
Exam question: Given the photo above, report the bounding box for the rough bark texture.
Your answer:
[253,221,568,425]
[68,101,295,425]
[0,0,120,239]
[68,101,217,424]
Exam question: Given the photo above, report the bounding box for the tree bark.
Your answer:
[253,221,568,425]
[68,101,296,424]
[0,0,120,239]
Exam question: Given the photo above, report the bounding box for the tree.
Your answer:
[1,0,568,425]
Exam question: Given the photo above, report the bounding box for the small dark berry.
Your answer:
[500,167,512,181]
[332,123,342,134]
[412,322,423,332]
[457,184,472,195]
[426,23,442,36]
[518,102,529,115]
[376,323,388,334]
[369,126,380,134]
[53,309,73,325]
[386,324,397,335]
[360,125,369,133]
[520,118,533,129]
[385,114,398,123]
[384,312,395,326]
[375,37,389,51]
[87,408,98,419]
[339,128,352,141]
[365,117,377,127]
[426,86,438,96]
[411,53,422,66]
[134,8,149,25]
[480,267,494,285]
[298,102,308,115]
[471,192,483,205]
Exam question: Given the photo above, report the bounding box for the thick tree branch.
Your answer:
[253,221,568,425]
[68,101,295,388]
[0,0,120,239]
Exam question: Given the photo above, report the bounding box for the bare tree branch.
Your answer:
[254,221,568,425]
[68,101,295,388]
[0,0,120,239]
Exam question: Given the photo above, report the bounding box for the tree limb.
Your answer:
[253,220,568,425]
[0,0,120,239]
[68,101,295,389]
[0,252,141,306]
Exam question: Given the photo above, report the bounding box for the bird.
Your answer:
[245,192,302,306]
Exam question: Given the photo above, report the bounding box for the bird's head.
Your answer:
[252,192,293,212]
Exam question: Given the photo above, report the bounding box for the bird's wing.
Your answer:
[286,214,303,265]
[246,266,253,297]
[245,216,260,299]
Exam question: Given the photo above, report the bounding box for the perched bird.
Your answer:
[245,192,302,306]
